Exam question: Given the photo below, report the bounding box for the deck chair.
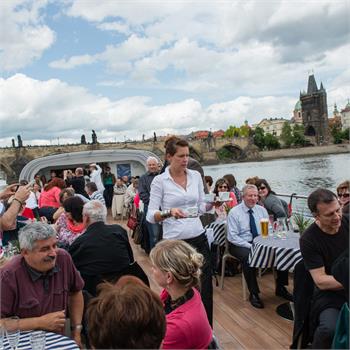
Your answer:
[219,225,247,301]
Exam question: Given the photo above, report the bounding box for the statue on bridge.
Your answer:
[92,130,97,144]
[12,138,15,148]
[206,130,214,151]
[17,135,23,148]
[81,134,86,144]
[153,132,157,143]
[142,134,145,142]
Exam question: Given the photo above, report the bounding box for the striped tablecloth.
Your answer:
[248,232,302,271]
[3,331,79,350]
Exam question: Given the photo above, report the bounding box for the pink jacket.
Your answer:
[161,288,212,349]
[38,187,61,208]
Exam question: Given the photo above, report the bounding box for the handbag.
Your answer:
[127,215,138,230]
[132,225,143,245]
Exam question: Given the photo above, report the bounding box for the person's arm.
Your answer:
[68,291,84,348]
[96,164,102,175]
[52,207,64,222]
[309,267,344,291]
[227,210,252,249]
[0,186,30,230]
[138,176,149,204]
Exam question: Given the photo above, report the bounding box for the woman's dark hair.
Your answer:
[308,188,338,214]
[87,279,166,349]
[223,174,237,188]
[255,178,272,195]
[44,177,66,191]
[213,178,229,196]
[165,136,189,156]
[63,196,84,223]
[204,175,213,187]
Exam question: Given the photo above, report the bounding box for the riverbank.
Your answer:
[260,143,349,161]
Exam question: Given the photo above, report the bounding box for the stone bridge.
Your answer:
[0,137,259,182]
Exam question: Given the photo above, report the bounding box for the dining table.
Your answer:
[2,331,79,350]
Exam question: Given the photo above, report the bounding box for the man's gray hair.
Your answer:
[83,200,107,223]
[242,184,258,195]
[146,156,159,164]
[19,222,56,251]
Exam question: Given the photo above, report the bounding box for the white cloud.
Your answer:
[0,0,55,71]
[0,74,302,145]
[49,54,97,69]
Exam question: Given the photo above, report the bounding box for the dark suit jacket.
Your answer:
[69,221,132,295]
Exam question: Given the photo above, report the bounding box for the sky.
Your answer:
[0,0,349,146]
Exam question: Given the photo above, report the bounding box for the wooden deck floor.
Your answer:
[111,217,293,349]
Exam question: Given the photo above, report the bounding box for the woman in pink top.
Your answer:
[38,177,66,222]
[213,178,238,222]
[150,239,213,349]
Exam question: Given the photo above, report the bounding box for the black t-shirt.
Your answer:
[67,176,89,198]
[300,217,349,313]
[300,217,349,274]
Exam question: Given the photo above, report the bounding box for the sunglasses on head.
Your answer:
[338,193,350,198]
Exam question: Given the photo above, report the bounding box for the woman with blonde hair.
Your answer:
[150,239,212,349]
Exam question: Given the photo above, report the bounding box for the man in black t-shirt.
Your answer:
[300,188,349,349]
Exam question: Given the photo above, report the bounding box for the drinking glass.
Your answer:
[30,330,46,350]
[5,316,20,350]
[0,323,4,349]
[277,217,288,240]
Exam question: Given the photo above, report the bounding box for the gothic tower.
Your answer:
[300,74,329,144]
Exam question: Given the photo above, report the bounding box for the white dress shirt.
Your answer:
[227,201,268,249]
[90,165,105,193]
[147,167,207,240]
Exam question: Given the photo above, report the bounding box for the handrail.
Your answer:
[275,192,308,200]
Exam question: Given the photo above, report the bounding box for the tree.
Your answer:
[264,133,280,150]
[253,127,265,150]
[331,125,343,144]
[239,124,250,137]
[292,124,306,146]
[281,122,293,147]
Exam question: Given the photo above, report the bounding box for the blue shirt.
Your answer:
[227,201,268,249]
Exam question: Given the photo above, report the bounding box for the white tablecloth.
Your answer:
[3,331,79,350]
[248,232,302,271]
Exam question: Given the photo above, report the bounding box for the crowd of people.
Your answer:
[0,135,348,349]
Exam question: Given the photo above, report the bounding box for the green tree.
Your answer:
[281,122,293,147]
[264,133,280,150]
[331,125,343,144]
[253,127,265,150]
[292,124,306,146]
[239,124,250,137]
[224,125,239,138]
[342,128,350,140]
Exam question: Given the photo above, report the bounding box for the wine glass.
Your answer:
[30,330,46,350]
[277,217,288,240]
[5,316,20,350]
[0,323,4,349]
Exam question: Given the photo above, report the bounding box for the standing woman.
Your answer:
[111,178,127,219]
[147,138,213,325]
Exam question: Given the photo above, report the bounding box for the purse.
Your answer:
[132,225,143,245]
[127,215,138,230]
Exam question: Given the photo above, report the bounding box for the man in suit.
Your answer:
[227,184,292,308]
[69,200,132,296]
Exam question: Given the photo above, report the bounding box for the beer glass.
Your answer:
[260,218,269,238]
[5,316,19,350]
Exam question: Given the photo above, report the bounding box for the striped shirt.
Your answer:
[90,191,106,206]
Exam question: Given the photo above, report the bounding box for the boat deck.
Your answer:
[112,216,294,350]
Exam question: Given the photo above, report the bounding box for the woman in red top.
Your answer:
[213,178,237,222]
[38,177,66,222]
[150,239,212,349]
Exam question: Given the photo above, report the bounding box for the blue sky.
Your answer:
[0,0,349,145]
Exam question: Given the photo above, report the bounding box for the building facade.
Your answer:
[300,74,329,144]
[253,118,289,137]
[292,100,303,124]
[340,100,350,131]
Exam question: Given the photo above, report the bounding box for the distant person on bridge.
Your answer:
[89,163,105,193]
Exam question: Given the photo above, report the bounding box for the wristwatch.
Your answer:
[70,324,83,331]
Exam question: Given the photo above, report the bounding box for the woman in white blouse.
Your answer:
[147,138,213,326]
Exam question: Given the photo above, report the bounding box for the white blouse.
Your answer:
[147,167,207,240]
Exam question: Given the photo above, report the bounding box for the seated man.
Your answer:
[69,200,133,296]
[300,188,349,349]
[227,184,292,309]
[0,222,84,347]
[85,182,106,206]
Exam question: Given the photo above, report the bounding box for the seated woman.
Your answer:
[255,178,288,220]
[52,188,75,222]
[336,180,349,215]
[213,178,237,222]
[38,177,66,222]
[223,174,242,203]
[87,276,166,349]
[55,196,86,248]
[150,239,213,349]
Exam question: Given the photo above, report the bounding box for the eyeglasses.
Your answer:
[338,193,350,198]
[258,186,267,190]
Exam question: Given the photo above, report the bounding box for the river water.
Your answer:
[203,153,349,213]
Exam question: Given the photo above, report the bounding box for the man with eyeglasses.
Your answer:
[300,188,349,349]
[227,184,292,309]
[336,180,349,216]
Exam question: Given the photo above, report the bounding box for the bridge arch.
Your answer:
[19,149,161,182]
[0,161,15,183]
[217,144,244,161]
